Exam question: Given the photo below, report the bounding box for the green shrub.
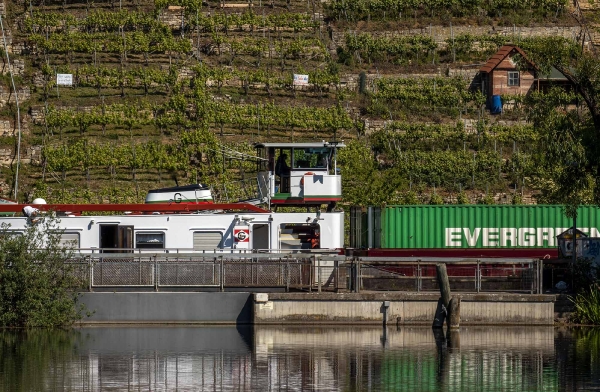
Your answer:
[429,193,444,205]
[0,219,85,327]
[402,191,419,205]
[571,287,600,325]
[456,191,469,204]
[478,194,495,205]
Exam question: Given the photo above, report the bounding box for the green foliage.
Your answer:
[367,76,484,117]
[326,0,567,20]
[570,258,599,292]
[9,0,586,209]
[478,193,496,204]
[401,191,420,204]
[338,139,384,205]
[518,40,600,216]
[456,191,469,204]
[24,10,163,33]
[373,76,474,105]
[344,33,436,64]
[186,10,319,31]
[571,287,600,325]
[511,193,523,205]
[341,33,578,67]
[526,87,595,217]
[429,193,444,205]
[0,219,84,327]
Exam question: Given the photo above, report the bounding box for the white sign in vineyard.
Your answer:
[293,74,309,86]
[56,74,73,86]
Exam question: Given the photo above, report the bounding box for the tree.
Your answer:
[0,218,85,327]
[524,39,600,216]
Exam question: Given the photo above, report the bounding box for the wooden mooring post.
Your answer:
[433,263,460,329]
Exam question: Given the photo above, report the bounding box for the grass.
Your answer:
[571,286,600,325]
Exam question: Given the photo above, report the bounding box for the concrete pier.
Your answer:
[79,292,555,325]
[79,292,253,324]
[253,293,555,325]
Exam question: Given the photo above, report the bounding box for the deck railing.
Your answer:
[66,252,544,294]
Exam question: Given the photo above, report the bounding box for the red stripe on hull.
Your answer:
[0,203,269,214]
[270,198,340,204]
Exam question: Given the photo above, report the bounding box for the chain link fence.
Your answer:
[66,254,542,293]
[359,260,542,294]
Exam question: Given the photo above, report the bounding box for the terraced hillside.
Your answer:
[0,0,596,205]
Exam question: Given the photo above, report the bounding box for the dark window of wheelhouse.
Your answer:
[136,232,165,249]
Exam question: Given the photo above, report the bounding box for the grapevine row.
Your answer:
[203,35,327,60]
[43,99,354,135]
[24,10,319,34]
[24,11,163,33]
[343,33,579,64]
[373,76,478,104]
[373,122,539,145]
[327,0,568,20]
[29,31,191,55]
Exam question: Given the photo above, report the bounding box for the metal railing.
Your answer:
[66,253,543,293]
[356,258,541,294]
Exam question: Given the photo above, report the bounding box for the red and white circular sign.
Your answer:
[234,228,250,242]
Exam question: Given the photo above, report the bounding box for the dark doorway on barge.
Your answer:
[252,223,270,250]
[100,224,133,253]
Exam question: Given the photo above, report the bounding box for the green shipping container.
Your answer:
[381,205,600,249]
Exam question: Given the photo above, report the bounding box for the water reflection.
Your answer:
[0,326,599,391]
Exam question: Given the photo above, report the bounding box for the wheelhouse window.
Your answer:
[136,232,165,249]
[292,148,330,170]
[508,71,520,86]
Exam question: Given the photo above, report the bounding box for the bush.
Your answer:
[456,191,469,204]
[0,218,85,327]
[478,194,495,205]
[429,193,444,205]
[402,191,419,205]
[571,287,600,325]
[511,194,523,205]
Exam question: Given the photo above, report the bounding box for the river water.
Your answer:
[0,326,598,391]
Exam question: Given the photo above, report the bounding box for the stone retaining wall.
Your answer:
[0,145,42,166]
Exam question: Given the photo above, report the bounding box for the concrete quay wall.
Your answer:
[253,293,555,325]
[79,292,253,324]
[78,292,555,325]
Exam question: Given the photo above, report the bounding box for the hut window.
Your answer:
[508,71,520,86]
